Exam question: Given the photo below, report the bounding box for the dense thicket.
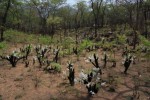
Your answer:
[0,0,150,40]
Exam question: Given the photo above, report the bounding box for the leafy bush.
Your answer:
[0,50,24,67]
[116,34,127,45]
[4,29,27,43]
[61,37,75,49]
[38,36,53,45]
[20,44,32,60]
[139,35,150,47]
[102,41,117,51]
[79,39,94,52]
[51,62,61,73]
[35,45,50,66]
[124,29,133,35]
[4,29,53,44]
[0,41,7,49]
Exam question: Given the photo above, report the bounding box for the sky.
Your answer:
[67,0,76,5]
[67,0,88,5]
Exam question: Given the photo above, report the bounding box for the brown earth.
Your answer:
[0,44,150,100]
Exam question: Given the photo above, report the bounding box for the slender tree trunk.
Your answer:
[0,0,11,41]
[135,0,139,30]
[144,9,148,38]
[129,10,133,28]
[51,23,55,37]
[133,31,137,50]
[94,18,98,37]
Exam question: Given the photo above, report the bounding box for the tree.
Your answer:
[74,1,88,32]
[30,0,51,34]
[30,0,66,35]
[47,16,62,37]
[58,5,73,33]
[142,0,150,38]
[0,0,11,41]
[90,0,103,37]
[49,0,66,35]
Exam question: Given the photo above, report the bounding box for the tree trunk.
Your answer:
[135,0,139,30]
[51,24,55,37]
[144,9,148,38]
[133,31,137,50]
[0,0,11,41]
[129,10,133,28]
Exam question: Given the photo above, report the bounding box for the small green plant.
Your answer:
[4,29,27,43]
[139,35,150,48]
[102,41,116,51]
[79,39,94,52]
[51,62,61,73]
[116,34,127,45]
[124,29,133,36]
[38,36,53,45]
[61,37,75,49]
[43,59,61,73]
[20,44,32,60]
[0,41,7,49]
[35,45,50,66]
[0,50,24,67]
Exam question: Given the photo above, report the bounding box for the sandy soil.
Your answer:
[0,44,149,100]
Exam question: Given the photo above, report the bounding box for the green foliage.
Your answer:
[38,36,53,45]
[139,35,150,59]
[107,4,128,25]
[124,29,133,36]
[0,42,7,55]
[51,62,61,72]
[59,47,73,57]
[0,50,24,67]
[12,18,22,26]
[102,40,117,50]
[47,16,62,25]
[139,35,150,47]
[4,29,54,44]
[61,37,75,49]
[0,41,7,49]
[4,29,30,43]
[79,39,93,52]
[116,34,127,45]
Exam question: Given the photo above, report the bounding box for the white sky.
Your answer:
[67,0,88,5]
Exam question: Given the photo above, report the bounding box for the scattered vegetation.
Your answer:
[0,0,149,99]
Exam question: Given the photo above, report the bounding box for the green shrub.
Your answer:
[102,41,116,50]
[139,35,150,47]
[4,29,53,44]
[51,62,61,73]
[0,41,7,49]
[38,36,52,45]
[116,34,127,45]
[124,29,133,35]
[79,39,93,52]
[61,37,75,49]
[4,29,27,43]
